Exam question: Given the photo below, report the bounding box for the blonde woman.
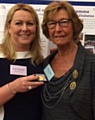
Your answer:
[0,3,44,120]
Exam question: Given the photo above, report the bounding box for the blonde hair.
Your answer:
[0,3,43,64]
[42,1,83,41]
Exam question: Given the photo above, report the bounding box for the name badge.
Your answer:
[10,65,27,76]
[43,64,54,81]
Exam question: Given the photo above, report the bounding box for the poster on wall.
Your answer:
[74,6,95,54]
[0,2,95,57]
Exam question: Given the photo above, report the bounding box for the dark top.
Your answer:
[42,43,95,120]
[0,52,43,120]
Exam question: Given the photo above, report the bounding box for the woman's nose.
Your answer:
[22,24,28,30]
[55,23,62,31]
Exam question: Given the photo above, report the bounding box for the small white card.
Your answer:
[10,65,27,76]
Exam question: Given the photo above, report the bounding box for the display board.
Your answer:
[0,0,95,56]
[0,0,95,5]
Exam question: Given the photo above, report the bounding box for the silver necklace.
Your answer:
[41,73,72,109]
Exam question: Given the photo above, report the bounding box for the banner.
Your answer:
[0,3,95,56]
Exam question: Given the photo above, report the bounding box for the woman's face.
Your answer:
[8,10,36,51]
[47,9,73,47]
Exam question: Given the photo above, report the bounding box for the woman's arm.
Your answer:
[0,75,44,106]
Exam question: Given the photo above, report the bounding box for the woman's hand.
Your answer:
[9,75,44,93]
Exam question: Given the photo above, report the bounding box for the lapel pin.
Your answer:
[72,69,78,79]
[37,74,47,82]
[70,81,76,90]
[38,75,44,81]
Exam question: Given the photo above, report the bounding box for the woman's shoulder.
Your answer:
[78,43,95,61]
[85,49,95,61]
[0,52,5,58]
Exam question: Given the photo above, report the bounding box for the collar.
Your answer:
[0,51,32,59]
[16,51,31,59]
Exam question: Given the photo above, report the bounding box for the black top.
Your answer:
[0,52,43,120]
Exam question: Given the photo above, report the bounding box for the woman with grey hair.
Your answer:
[41,1,95,120]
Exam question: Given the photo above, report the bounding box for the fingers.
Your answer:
[12,74,44,93]
[26,74,39,81]
[26,75,44,90]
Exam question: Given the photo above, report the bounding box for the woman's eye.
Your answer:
[15,22,23,26]
[27,23,34,26]
[49,22,55,25]
[61,20,68,24]
[15,22,35,26]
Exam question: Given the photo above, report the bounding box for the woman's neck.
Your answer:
[57,42,78,57]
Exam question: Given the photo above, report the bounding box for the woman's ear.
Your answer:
[6,23,11,34]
